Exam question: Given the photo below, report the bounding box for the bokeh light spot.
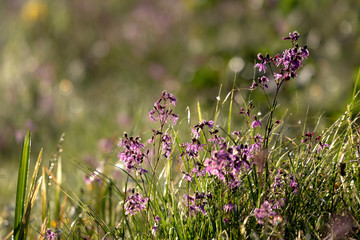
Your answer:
[229,57,245,73]
[59,79,73,95]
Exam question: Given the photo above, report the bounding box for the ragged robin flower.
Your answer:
[253,31,309,86]
[254,201,277,225]
[124,191,149,216]
[149,90,178,126]
[118,133,147,173]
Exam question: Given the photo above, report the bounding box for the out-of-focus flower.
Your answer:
[21,0,48,22]
[44,228,59,240]
[223,202,235,213]
[151,225,158,236]
[154,215,161,223]
[98,138,115,153]
[182,172,192,182]
[84,170,102,185]
[254,201,277,225]
[273,169,282,193]
[302,131,314,143]
[183,192,211,216]
[289,175,298,194]
[315,135,329,153]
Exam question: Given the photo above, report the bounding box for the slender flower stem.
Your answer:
[264,79,284,149]
[121,175,129,239]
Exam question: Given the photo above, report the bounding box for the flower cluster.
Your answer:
[203,143,251,188]
[183,192,212,216]
[252,31,309,87]
[44,228,59,240]
[149,90,178,126]
[151,215,161,236]
[250,76,269,90]
[238,102,262,129]
[223,201,235,213]
[84,171,102,185]
[148,91,178,161]
[118,133,147,173]
[273,169,282,193]
[254,201,277,225]
[302,131,314,143]
[289,175,298,194]
[191,120,214,138]
[315,135,329,153]
[302,131,329,153]
[182,120,266,190]
[181,138,204,158]
[124,191,149,216]
[161,133,172,159]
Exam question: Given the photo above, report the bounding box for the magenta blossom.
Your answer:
[124,192,149,216]
[223,202,235,213]
[118,133,146,173]
[149,90,178,125]
[251,117,262,128]
[254,201,277,225]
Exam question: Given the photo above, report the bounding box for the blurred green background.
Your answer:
[0,0,359,231]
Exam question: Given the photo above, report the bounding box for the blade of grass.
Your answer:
[21,176,42,239]
[41,167,47,222]
[55,155,62,228]
[14,131,31,240]
[197,101,202,122]
[20,148,43,239]
[227,74,236,141]
[213,84,222,125]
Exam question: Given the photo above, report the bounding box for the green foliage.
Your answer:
[13,132,31,240]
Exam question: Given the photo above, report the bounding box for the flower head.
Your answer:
[45,228,59,240]
[282,31,300,41]
[254,201,277,225]
[251,116,262,128]
[192,120,214,138]
[253,31,309,85]
[118,133,146,173]
[149,90,178,126]
[289,175,298,194]
[124,192,149,216]
[161,133,173,159]
[183,192,211,216]
[223,201,235,213]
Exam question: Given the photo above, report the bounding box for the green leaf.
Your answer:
[13,131,31,240]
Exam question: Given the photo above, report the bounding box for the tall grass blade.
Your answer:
[227,76,236,141]
[13,131,31,240]
[213,84,222,125]
[55,155,62,227]
[197,101,202,122]
[20,148,43,239]
[41,167,47,222]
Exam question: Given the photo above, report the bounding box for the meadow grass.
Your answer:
[4,33,360,240]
